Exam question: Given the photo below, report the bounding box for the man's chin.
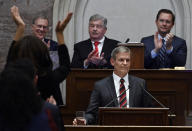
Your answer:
[36,35,44,40]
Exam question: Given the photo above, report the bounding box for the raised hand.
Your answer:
[55,12,73,44]
[11,5,25,27]
[55,12,73,33]
[154,32,163,53]
[86,50,107,66]
[11,5,25,41]
[165,33,174,49]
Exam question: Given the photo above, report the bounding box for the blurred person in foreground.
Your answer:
[0,59,64,131]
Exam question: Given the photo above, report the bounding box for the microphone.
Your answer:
[125,38,130,43]
[141,85,166,108]
[104,85,130,107]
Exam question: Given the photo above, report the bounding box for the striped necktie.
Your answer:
[159,39,166,68]
[119,78,127,107]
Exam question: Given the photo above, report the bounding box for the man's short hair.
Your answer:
[111,46,131,60]
[89,14,107,28]
[156,9,175,24]
[32,15,49,25]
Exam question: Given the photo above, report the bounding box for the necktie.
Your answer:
[159,39,166,68]
[94,41,100,57]
[119,78,127,107]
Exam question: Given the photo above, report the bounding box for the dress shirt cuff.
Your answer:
[151,49,157,59]
[84,60,89,69]
[166,46,173,54]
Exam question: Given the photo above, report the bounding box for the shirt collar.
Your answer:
[113,72,129,84]
[91,36,105,44]
[158,34,167,41]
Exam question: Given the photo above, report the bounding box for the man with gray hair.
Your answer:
[73,46,152,125]
[71,14,120,68]
[32,15,59,69]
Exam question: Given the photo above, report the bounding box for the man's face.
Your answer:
[32,18,48,40]
[156,13,174,36]
[89,20,107,41]
[110,52,131,78]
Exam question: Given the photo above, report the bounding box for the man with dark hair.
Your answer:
[0,59,65,131]
[141,9,187,69]
[73,46,152,125]
[71,14,120,69]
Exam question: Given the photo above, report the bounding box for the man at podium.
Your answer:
[73,46,152,125]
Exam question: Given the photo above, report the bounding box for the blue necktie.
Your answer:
[159,39,166,68]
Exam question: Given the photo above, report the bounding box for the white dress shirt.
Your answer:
[113,72,129,107]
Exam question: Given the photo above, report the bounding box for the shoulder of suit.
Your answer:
[129,75,145,82]
[44,38,58,45]
[105,37,120,44]
[141,35,154,41]
[173,35,186,42]
[74,39,91,47]
[95,75,112,85]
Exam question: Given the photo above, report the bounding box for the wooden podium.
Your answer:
[99,107,169,126]
[118,43,144,69]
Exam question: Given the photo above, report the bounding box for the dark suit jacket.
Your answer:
[71,37,119,69]
[85,75,152,125]
[141,35,187,69]
[7,41,70,106]
[44,38,58,51]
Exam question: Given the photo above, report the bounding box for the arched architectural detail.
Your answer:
[52,0,192,104]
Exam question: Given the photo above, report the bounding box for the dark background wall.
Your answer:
[0,0,55,71]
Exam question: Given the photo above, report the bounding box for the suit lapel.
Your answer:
[87,39,93,54]
[101,37,109,55]
[129,75,135,107]
[106,76,119,107]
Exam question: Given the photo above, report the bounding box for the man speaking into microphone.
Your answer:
[73,46,152,125]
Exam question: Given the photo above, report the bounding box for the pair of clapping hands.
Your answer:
[85,50,107,66]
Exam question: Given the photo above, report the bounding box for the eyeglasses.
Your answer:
[158,19,172,24]
[89,24,104,29]
[34,24,49,30]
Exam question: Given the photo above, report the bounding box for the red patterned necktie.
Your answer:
[94,41,100,57]
[119,78,127,107]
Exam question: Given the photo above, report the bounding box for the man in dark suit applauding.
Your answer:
[141,9,187,69]
[71,14,119,69]
[73,46,152,125]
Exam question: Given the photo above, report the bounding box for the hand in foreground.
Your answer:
[46,95,57,105]
[55,12,73,44]
[55,12,73,33]
[11,5,25,41]
[11,5,25,27]
[73,118,86,125]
